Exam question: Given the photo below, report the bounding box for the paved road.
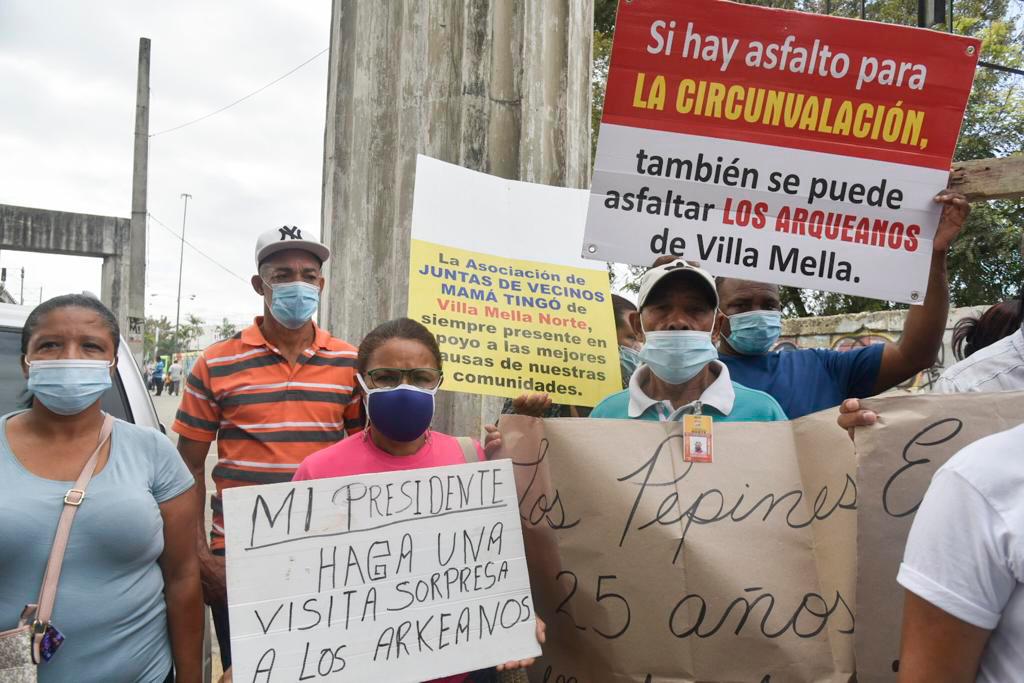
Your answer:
[151,391,224,681]
[152,390,218,523]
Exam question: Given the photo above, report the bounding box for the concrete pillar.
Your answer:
[321,0,593,438]
[128,38,151,364]
[0,204,130,321]
[99,214,131,330]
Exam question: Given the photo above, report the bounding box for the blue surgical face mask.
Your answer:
[26,359,113,415]
[619,346,641,383]
[639,330,719,385]
[265,280,320,329]
[357,374,438,443]
[725,310,782,355]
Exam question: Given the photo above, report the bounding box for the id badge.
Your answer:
[39,623,65,662]
[683,414,713,463]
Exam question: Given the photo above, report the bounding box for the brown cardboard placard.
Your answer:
[854,391,1024,682]
[500,411,857,682]
[498,390,1024,682]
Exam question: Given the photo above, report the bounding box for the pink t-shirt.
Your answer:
[294,430,485,480]
[293,430,486,683]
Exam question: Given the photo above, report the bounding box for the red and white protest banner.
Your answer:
[583,0,979,303]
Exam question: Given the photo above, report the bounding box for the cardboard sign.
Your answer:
[223,459,541,683]
[583,0,979,303]
[498,390,1024,682]
[408,155,622,407]
[854,392,1024,682]
[500,412,858,682]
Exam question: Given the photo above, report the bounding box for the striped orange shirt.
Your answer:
[172,318,363,550]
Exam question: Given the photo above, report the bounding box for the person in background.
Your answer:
[501,293,645,419]
[588,259,786,422]
[167,356,184,397]
[951,299,1023,362]
[934,287,1023,393]
[0,295,201,683]
[292,317,544,683]
[173,227,364,671]
[893,423,1023,682]
[716,191,970,418]
[151,356,165,396]
[613,293,644,384]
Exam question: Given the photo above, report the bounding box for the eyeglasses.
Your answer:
[365,367,442,390]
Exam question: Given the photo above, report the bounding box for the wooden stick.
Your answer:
[948,155,1024,201]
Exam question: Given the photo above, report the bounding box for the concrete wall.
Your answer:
[778,305,989,392]
[0,203,131,333]
[0,204,124,257]
[321,0,593,437]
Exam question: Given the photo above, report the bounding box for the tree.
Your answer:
[143,316,173,359]
[216,318,238,340]
[593,0,1024,313]
[174,314,205,352]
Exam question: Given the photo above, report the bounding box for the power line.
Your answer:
[978,60,1024,77]
[147,212,249,283]
[150,48,329,137]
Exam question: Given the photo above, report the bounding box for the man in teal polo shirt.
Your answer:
[591,259,786,422]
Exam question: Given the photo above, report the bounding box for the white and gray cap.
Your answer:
[254,226,330,267]
[636,259,719,310]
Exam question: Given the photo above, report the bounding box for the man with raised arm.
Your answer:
[718,191,969,419]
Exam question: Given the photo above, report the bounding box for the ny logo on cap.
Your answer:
[278,226,303,241]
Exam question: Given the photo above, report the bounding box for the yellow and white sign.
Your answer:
[408,156,621,406]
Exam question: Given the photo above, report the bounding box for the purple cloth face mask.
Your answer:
[357,374,438,442]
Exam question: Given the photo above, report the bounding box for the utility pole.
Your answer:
[20,267,24,305]
[173,193,191,356]
[128,37,151,365]
[321,0,593,438]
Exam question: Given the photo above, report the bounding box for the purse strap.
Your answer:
[29,413,115,660]
[456,436,480,463]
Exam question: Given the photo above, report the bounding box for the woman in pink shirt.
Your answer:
[293,317,543,683]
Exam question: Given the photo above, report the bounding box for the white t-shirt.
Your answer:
[897,423,1024,682]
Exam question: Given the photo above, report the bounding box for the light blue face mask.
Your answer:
[639,330,719,385]
[725,310,782,355]
[26,359,113,415]
[266,281,320,329]
[619,345,642,382]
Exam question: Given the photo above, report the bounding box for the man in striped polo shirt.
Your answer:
[173,227,363,669]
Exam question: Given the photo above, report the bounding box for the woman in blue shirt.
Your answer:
[0,294,201,682]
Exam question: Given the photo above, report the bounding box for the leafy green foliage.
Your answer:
[595,0,1024,312]
[143,313,205,358]
[216,317,238,340]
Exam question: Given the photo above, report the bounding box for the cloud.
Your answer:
[0,0,331,327]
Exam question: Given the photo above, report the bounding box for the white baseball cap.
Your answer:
[255,226,330,267]
[637,259,718,310]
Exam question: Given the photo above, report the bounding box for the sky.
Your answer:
[0,0,331,327]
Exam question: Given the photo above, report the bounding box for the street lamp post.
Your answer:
[173,193,191,357]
